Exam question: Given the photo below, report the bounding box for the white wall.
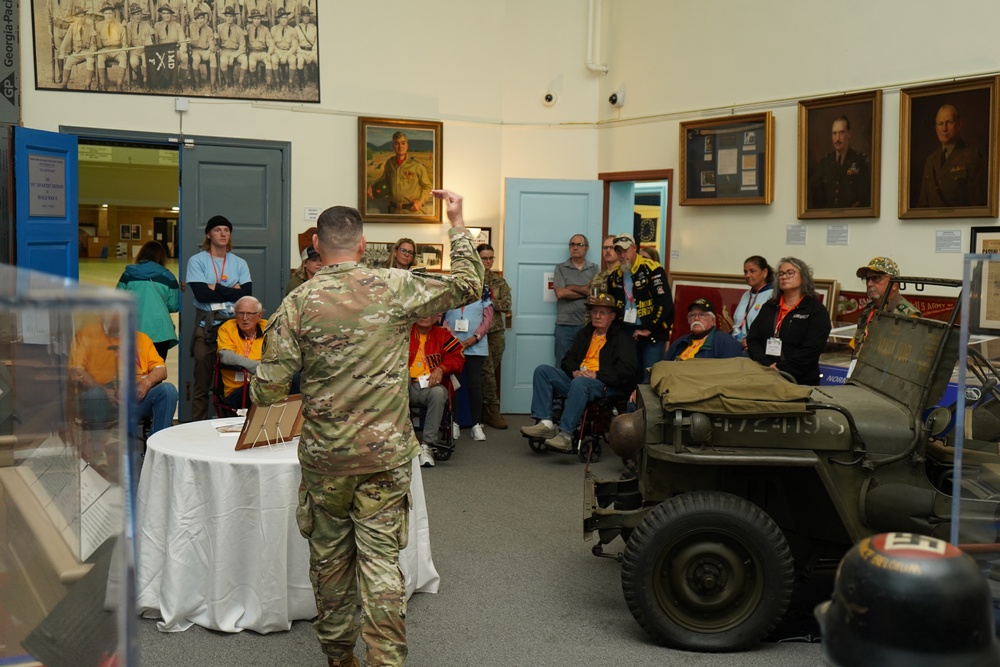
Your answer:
[19,0,601,271]
[597,0,1000,290]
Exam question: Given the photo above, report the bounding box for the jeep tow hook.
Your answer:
[591,543,623,562]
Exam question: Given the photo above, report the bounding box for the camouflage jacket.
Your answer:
[251,228,484,476]
[484,270,511,334]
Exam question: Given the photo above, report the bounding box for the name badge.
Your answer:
[624,308,637,324]
[418,374,430,389]
[454,319,470,333]
[765,337,782,356]
[234,371,245,382]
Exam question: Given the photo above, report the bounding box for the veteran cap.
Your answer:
[688,298,714,313]
[587,293,617,309]
[856,256,900,278]
[612,233,636,250]
[301,245,320,261]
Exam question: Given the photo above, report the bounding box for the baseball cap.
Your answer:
[687,298,714,313]
[587,293,617,309]
[856,256,900,278]
[301,245,320,261]
[205,215,232,234]
[613,234,636,250]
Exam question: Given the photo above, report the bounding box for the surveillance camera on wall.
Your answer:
[543,92,557,107]
[609,90,625,108]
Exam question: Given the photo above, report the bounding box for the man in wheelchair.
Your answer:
[216,296,267,413]
[521,293,636,452]
[408,314,465,467]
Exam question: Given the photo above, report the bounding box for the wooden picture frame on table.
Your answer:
[669,271,838,340]
[899,76,999,219]
[359,117,443,223]
[798,90,882,219]
[679,112,774,206]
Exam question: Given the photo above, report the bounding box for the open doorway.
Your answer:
[599,169,674,274]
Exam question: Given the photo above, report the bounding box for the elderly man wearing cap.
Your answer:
[605,233,674,382]
[285,231,324,295]
[851,256,921,357]
[186,215,253,420]
[663,298,744,361]
[521,293,637,453]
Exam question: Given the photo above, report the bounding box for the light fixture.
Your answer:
[101,204,108,208]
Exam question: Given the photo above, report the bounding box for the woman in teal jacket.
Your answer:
[117,241,181,359]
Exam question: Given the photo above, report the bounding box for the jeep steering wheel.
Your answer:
[966,347,1000,404]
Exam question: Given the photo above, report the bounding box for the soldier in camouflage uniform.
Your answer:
[251,190,483,667]
[477,243,511,429]
[850,256,921,358]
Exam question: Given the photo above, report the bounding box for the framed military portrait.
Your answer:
[30,1,321,103]
[359,117,443,223]
[797,90,882,219]
[679,112,774,206]
[899,76,999,219]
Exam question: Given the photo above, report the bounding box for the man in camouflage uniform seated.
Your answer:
[851,256,921,358]
[251,190,483,667]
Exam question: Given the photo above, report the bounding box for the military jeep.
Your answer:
[583,277,1000,652]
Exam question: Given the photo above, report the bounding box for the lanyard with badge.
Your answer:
[623,271,638,324]
[766,295,799,357]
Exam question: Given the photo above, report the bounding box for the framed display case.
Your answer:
[679,112,774,206]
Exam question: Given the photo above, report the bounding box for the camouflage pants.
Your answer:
[297,464,412,667]
[480,330,505,407]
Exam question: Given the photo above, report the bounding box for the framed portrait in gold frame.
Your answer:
[359,117,443,223]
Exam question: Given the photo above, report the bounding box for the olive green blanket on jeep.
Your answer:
[649,357,814,414]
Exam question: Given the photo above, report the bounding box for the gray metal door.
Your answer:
[178,142,289,421]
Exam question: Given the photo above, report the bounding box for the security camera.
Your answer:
[543,92,557,107]
[609,90,625,108]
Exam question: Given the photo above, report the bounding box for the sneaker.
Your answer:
[418,444,435,468]
[544,431,573,452]
[520,421,558,439]
[452,422,461,440]
[471,423,486,441]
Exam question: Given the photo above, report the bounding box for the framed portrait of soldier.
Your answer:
[30,1,321,103]
[797,90,882,219]
[899,76,999,219]
[358,117,443,223]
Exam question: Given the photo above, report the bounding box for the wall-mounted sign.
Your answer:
[27,154,65,217]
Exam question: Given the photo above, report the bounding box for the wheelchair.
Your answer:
[212,355,250,418]
[523,390,624,463]
[410,379,457,462]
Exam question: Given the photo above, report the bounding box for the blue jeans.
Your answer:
[136,383,178,434]
[554,324,582,366]
[636,336,665,383]
[530,364,608,435]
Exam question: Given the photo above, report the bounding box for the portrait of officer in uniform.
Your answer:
[807,115,871,209]
[915,103,987,208]
[360,118,443,221]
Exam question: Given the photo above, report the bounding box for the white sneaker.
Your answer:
[471,423,486,441]
[452,422,461,440]
[418,444,435,468]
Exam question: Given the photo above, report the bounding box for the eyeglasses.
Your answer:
[236,312,261,319]
[777,270,798,278]
[397,248,415,256]
[602,245,614,250]
[568,242,587,248]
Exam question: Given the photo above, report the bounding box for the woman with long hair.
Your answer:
[389,237,417,270]
[746,256,831,384]
[731,255,774,348]
[116,240,180,360]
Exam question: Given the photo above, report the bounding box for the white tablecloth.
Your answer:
[135,418,439,633]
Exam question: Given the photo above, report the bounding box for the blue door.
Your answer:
[501,178,603,414]
[14,128,79,278]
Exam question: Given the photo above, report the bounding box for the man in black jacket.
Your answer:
[521,293,637,452]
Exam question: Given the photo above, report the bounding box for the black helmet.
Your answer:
[816,532,1000,667]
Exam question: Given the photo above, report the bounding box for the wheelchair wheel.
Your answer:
[528,438,548,453]
[432,444,453,461]
[578,435,602,463]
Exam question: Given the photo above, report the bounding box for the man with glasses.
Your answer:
[663,298,742,361]
[553,234,598,365]
[850,257,920,357]
[605,233,674,382]
[521,293,636,452]
[588,234,620,298]
[216,296,266,411]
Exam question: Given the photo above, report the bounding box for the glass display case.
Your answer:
[0,263,137,667]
